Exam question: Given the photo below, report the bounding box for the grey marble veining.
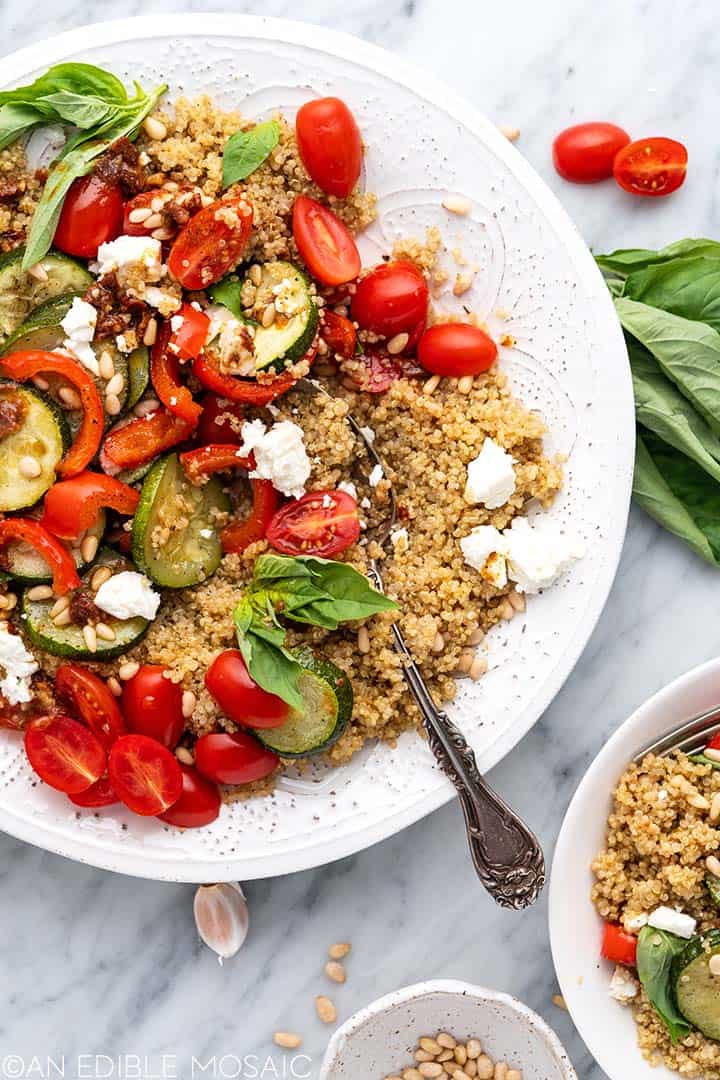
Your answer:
[0,1,718,1077]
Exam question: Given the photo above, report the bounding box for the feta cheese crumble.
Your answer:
[368,463,384,487]
[503,517,584,594]
[94,572,161,622]
[609,965,639,1003]
[93,235,163,282]
[238,419,311,499]
[143,286,182,316]
[60,297,98,375]
[0,628,38,705]
[390,527,409,553]
[464,438,516,509]
[460,526,508,588]
[360,426,375,445]
[647,907,697,939]
[337,481,358,501]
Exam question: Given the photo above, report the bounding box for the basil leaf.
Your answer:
[0,102,45,149]
[208,278,245,319]
[597,239,720,279]
[252,554,399,627]
[689,753,720,770]
[636,927,692,1044]
[0,62,128,107]
[233,599,305,711]
[624,256,720,333]
[37,91,116,129]
[222,120,280,188]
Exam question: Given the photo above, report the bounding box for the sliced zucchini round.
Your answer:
[707,875,720,911]
[256,651,353,758]
[132,453,231,588]
[21,547,149,660]
[0,383,69,511]
[6,511,106,584]
[674,930,720,1039]
[0,248,92,345]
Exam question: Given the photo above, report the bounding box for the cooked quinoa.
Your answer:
[593,753,720,1077]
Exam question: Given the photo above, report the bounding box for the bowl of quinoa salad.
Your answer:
[551,656,720,1080]
[0,16,633,881]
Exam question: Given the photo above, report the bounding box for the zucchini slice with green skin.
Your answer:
[132,452,230,588]
[238,261,317,372]
[673,930,720,1039]
[256,651,353,758]
[21,548,149,660]
[126,347,150,409]
[5,511,106,585]
[707,876,720,911]
[0,383,69,511]
[0,248,92,345]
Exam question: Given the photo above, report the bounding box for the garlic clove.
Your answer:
[194,882,249,960]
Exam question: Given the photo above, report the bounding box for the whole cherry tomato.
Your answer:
[417,324,497,377]
[121,665,185,749]
[108,734,183,816]
[601,922,637,967]
[552,122,631,183]
[167,194,253,289]
[25,715,106,794]
[292,196,361,286]
[295,96,363,198]
[55,664,126,751]
[267,489,360,558]
[195,394,245,445]
[53,174,124,258]
[159,765,221,828]
[69,775,118,808]
[613,137,688,197]
[351,261,428,337]
[194,731,279,786]
[205,650,289,729]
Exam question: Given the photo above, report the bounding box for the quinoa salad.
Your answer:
[0,61,581,827]
[593,748,720,1077]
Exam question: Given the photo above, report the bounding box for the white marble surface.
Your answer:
[0,1,717,1077]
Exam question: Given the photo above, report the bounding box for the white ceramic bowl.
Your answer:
[549,655,720,1080]
[319,979,578,1079]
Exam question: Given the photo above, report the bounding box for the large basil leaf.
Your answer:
[636,927,692,1044]
[0,62,128,107]
[624,256,720,333]
[0,102,45,149]
[597,239,720,279]
[222,120,280,188]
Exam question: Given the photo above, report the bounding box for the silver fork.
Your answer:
[297,378,546,909]
[633,706,720,763]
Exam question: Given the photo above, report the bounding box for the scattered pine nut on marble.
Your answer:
[329,941,352,960]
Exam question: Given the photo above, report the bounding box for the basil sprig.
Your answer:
[636,927,692,1044]
[0,62,167,268]
[233,554,398,710]
[222,120,280,188]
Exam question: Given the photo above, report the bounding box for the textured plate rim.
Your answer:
[0,13,634,881]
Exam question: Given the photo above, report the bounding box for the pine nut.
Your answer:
[387,332,409,355]
[706,855,720,877]
[143,212,164,230]
[315,995,336,1024]
[709,955,720,976]
[26,585,53,602]
[18,454,42,479]
[552,994,568,1010]
[385,1076,403,1080]
[52,608,72,627]
[105,393,122,416]
[0,592,17,611]
[143,116,167,140]
[152,227,174,241]
[500,125,521,142]
[468,627,485,645]
[442,195,471,215]
[90,565,113,592]
[508,590,526,612]
[464,1067,477,1080]
[469,655,488,680]
[50,595,70,618]
[128,206,152,224]
[81,535,99,563]
[423,374,441,395]
[105,372,125,397]
[494,1065,508,1080]
[324,960,346,984]
[438,1035,457,1050]
[82,624,97,653]
[466,1042,482,1061]
[475,1059,493,1080]
[357,625,370,653]
[453,1072,471,1080]
[458,374,475,394]
[249,264,262,286]
[118,661,140,681]
[437,1053,454,1064]
[432,632,445,653]
[711,794,720,823]
[98,351,115,380]
[416,1052,434,1064]
[176,746,195,766]
[261,303,276,328]
[454,1047,468,1066]
[143,318,158,346]
[135,398,161,417]
[402,1071,422,1080]
[419,1038,442,1056]
[182,690,197,718]
[33,376,50,390]
[689,792,711,810]
[27,261,49,282]
[95,622,116,642]
[498,599,515,620]
[273,1032,302,1049]
[59,386,82,409]
[329,942,351,960]
[506,1072,522,1080]
[150,195,165,214]
[704,748,720,762]
[107,676,122,697]
[418,1066,443,1079]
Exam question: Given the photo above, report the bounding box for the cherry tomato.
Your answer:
[167,194,253,289]
[613,137,688,197]
[53,174,124,258]
[708,733,720,752]
[159,765,221,828]
[25,715,106,794]
[122,190,175,238]
[205,650,289,729]
[108,733,183,816]
[417,323,497,377]
[267,489,360,557]
[601,922,637,967]
[354,345,423,393]
[194,731,279,786]
[195,394,245,445]
[121,665,185,749]
[319,311,357,360]
[552,122,631,183]
[69,775,118,808]
[292,195,361,286]
[55,664,126,751]
[351,261,429,337]
[168,303,210,361]
[295,96,362,198]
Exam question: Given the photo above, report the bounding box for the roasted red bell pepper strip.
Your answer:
[102,408,194,473]
[601,922,637,967]
[179,443,252,484]
[0,518,80,595]
[192,354,298,405]
[150,321,203,426]
[221,480,280,554]
[1,350,103,476]
[41,472,140,541]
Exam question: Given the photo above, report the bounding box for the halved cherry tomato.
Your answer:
[194,731,279,786]
[552,122,631,183]
[122,190,175,238]
[195,394,245,445]
[159,765,221,828]
[69,775,118,808]
[179,443,251,485]
[168,303,210,360]
[1,350,103,476]
[192,354,298,406]
[319,310,356,360]
[25,715,106,794]
[150,321,203,425]
[108,733,183,816]
[167,194,253,290]
[41,472,139,542]
[292,195,361,286]
[101,408,194,474]
[296,97,362,198]
[55,664,126,751]
[417,323,497,377]
[351,261,429,337]
[53,174,124,258]
[221,479,279,554]
[0,518,80,595]
[354,345,423,393]
[613,137,688,197]
[601,922,637,967]
[205,649,290,729]
[708,732,720,751]
[267,489,360,557]
[121,664,185,750]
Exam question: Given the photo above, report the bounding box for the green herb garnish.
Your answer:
[222,120,280,189]
[636,927,692,1044]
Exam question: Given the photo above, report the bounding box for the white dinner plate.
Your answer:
[0,14,634,881]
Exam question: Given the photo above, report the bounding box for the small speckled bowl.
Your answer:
[319,979,578,1079]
